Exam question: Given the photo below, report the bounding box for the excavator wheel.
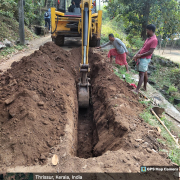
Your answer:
[97,39,100,47]
[89,36,100,47]
[54,35,64,46]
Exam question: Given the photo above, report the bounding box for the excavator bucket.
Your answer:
[78,86,89,108]
[78,68,90,108]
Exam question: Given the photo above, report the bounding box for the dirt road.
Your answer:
[154,49,180,63]
[0,35,51,72]
[0,35,81,73]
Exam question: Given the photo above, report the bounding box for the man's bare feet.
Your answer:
[131,89,138,94]
[143,86,147,91]
[140,88,147,92]
[140,86,147,91]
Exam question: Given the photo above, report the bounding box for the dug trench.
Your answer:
[0,42,176,173]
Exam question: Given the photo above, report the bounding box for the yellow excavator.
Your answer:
[51,0,102,108]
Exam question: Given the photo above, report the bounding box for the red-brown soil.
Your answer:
[89,51,166,156]
[0,42,176,174]
[0,42,79,167]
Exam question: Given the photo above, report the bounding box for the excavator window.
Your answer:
[57,0,80,13]
[57,0,96,15]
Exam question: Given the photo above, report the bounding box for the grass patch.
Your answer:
[169,148,180,166]
[160,116,177,134]
[150,66,172,90]
[113,65,134,84]
[0,15,37,60]
[0,45,27,58]
[0,16,36,42]
[139,100,151,106]
[139,103,180,166]
[168,96,174,103]
[149,56,180,109]
[113,55,180,165]
[150,57,180,92]
[0,47,16,56]
[167,85,178,93]
[139,105,157,126]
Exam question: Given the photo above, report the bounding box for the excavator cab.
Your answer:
[57,0,81,13]
[51,0,102,47]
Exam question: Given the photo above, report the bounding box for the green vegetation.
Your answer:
[139,103,180,166]
[149,61,177,89]
[105,0,180,41]
[139,100,151,106]
[0,16,36,42]
[148,56,180,109]
[0,16,35,59]
[101,17,130,47]
[0,0,47,27]
[130,37,144,49]
[113,65,135,84]
[0,0,52,42]
[101,6,143,50]
[169,148,180,166]
[113,59,180,166]
[168,86,178,93]
[0,0,48,59]
[0,45,27,58]
[101,19,144,50]
[0,0,17,18]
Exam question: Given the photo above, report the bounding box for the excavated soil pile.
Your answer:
[88,51,170,158]
[75,48,174,169]
[0,42,80,167]
[0,43,175,172]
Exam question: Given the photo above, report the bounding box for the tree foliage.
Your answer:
[105,0,180,40]
[0,0,54,26]
[0,0,18,18]
[104,0,119,19]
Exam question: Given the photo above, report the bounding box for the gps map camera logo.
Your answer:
[141,166,146,172]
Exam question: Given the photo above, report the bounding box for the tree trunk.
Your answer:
[141,0,151,40]
[19,0,25,45]
[159,35,162,52]
[44,0,47,7]
[141,23,147,40]
[39,0,41,15]
[162,40,167,54]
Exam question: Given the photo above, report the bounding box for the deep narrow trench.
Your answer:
[77,106,93,158]
[77,104,98,158]
[76,62,99,158]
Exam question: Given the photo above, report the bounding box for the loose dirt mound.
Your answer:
[0,43,175,173]
[89,51,169,158]
[0,42,79,167]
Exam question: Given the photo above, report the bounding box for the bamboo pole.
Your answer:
[151,108,180,148]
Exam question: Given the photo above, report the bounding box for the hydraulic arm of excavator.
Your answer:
[78,0,93,108]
